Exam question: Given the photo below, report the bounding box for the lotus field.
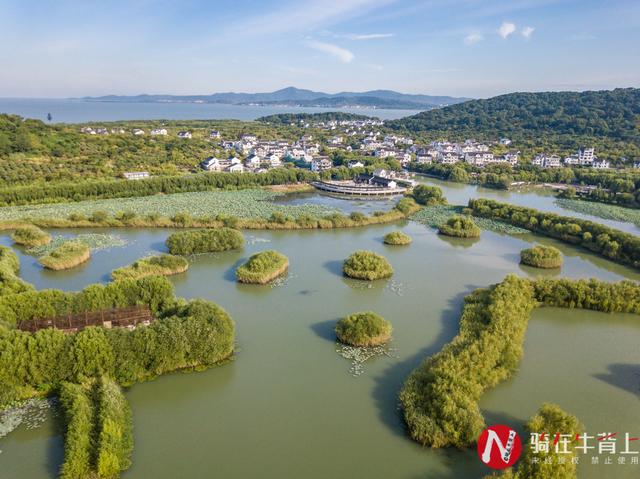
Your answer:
[0,190,338,222]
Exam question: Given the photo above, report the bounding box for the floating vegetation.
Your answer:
[555,198,640,227]
[410,205,528,235]
[0,398,57,445]
[269,271,297,289]
[27,233,126,256]
[246,236,271,245]
[336,343,398,377]
[0,190,337,222]
[385,279,407,297]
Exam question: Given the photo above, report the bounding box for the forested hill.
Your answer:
[257,112,376,124]
[387,88,640,149]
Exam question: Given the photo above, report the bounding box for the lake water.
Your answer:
[0,98,419,123]
[0,213,639,478]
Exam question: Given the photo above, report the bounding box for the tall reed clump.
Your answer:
[38,240,90,270]
[11,225,51,247]
[520,244,563,269]
[111,254,188,280]
[235,250,289,284]
[335,312,392,346]
[166,228,244,254]
[438,215,481,238]
[59,382,94,479]
[59,377,133,479]
[343,250,393,280]
[95,377,133,478]
[384,231,412,245]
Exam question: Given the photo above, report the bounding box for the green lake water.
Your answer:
[1,201,639,478]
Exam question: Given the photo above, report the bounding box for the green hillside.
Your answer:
[388,88,640,159]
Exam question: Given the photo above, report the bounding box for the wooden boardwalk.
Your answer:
[311,181,406,196]
[18,305,154,333]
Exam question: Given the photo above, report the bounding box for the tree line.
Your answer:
[400,274,640,449]
[0,275,235,405]
[468,198,640,268]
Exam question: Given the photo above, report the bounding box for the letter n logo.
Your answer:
[477,424,522,469]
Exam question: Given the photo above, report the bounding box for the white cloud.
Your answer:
[306,40,354,63]
[346,33,395,40]
[223,0,397,38]
[498,21,516,38]
[521,26,535,38]
[464,32,484,45]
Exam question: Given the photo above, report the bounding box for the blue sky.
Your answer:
[0,0,638,98]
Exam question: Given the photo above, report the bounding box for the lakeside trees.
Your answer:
[411,184,447,206]
[0,276,235,406]
[469,198,640,268]
[400,275,640,448]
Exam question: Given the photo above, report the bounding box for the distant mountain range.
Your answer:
[80,87,470,110]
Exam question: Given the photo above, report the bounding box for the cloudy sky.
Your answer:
[0,0,638,98]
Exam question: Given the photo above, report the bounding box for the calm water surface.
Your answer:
[0,218,638,479]
[0,98,418,123]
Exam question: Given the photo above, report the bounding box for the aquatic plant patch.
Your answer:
[410,205,528,235]
[555,197,640,227]
[27,233,126,256]
[0,190,338,222]
[336,343,398,377]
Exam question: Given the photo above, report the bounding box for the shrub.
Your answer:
[166,228,244,255]
[11,225,51,247]
[335,312,392,346]
[111,254,189,281]
[505,404,583,479]
[412,185,446,206]
[350,211,366,222]
[68,212,86,222]
[235,250,289,284]
[343,250,393,280]
[384,231,412,245]
[90,210,109,222]
[115,210,137,222]
[395,197,420,214]
[438,215,481,238]
[0,246,33,297]
[520,245,563,269]
[38,240,90,270]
